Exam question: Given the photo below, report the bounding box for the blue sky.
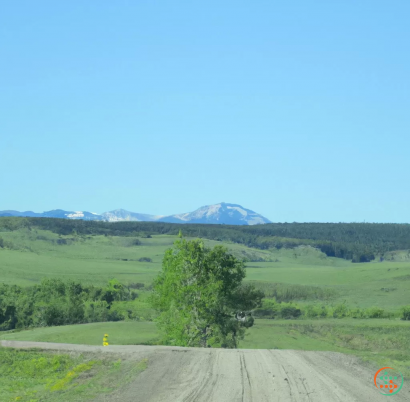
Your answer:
[1,1,409,222]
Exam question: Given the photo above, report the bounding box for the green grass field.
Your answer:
[1,228,410,308]
[0,321,158,345]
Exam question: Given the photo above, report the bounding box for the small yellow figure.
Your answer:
[103,333,109,346]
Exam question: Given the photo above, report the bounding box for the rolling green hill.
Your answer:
[3,216,410,262]
[1,225,410,308]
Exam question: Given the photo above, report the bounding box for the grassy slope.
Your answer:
[1,229,410,308]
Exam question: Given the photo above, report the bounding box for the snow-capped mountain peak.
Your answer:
[0,203,271,225]
[158,202,271,225]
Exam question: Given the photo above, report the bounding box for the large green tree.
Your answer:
[150,239,263,348]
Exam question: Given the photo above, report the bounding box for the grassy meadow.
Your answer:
[1,228,410,309]
[1,226,410,390]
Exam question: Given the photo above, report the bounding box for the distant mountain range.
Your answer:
[0,203,271,226]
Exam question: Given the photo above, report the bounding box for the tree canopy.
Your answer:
[0,279,137,331]
[150,239,263,348]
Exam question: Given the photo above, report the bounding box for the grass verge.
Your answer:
[0,346,147,402]
[0,321,159,346]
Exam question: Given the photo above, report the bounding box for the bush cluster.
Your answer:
[253,299,302,319]
[305,304,393,319]
[0,236,15,249]
[0,278,138,331]
[401,306,410,320]
[253,299,400,320]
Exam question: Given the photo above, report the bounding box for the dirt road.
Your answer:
[2,340,408,402]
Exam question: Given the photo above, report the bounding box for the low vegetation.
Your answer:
[0,346,148,402]
[253,299,410,320]
[250,281,337,302]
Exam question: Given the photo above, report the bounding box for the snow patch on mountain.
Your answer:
[66,212,85,218]
[101,209,162,222]
[227,205,248,216]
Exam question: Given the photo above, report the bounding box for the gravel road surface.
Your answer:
[2,340,408,402]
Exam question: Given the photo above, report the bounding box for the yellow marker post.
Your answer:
[103,333,109,346]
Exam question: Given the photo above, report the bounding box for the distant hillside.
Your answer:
[0,210,41,218]
[1,217,410,263]
[0,209,102,220]
[0,203,271,226]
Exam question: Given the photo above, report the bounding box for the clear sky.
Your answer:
[1,1,409,222]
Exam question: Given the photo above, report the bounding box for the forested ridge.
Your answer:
[1,217,410,262]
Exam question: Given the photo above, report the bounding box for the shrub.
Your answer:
[332,303,349,318]
[348,308,366,319]
[279,306,302,319]
[42,305,66,326]
[400,306,410,320]
[304,304,328,318]
[107,310,124,322]
[365,307,386,318]
[128,282,145,289]
[0,237,14,249]
[84,301,110,323]
[253,299,302,319]
[138,257,152,262]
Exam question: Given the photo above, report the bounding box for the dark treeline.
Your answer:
[1,217,410,262]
